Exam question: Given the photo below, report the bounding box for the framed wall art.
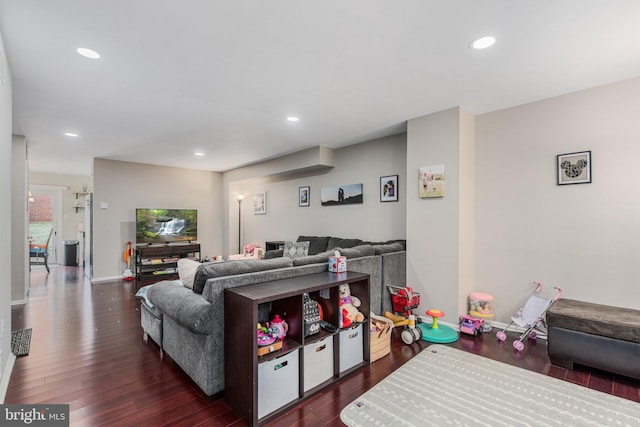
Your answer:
[253,191,266,214]
[299,186,310,207]
[557,151,591,185]
[321,183,363,206]
[380,175,398,202]
[419,165,445,198]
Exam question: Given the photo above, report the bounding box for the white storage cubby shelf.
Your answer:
[224,271,370,427]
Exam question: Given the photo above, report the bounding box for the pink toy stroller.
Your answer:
[496,282,562,351]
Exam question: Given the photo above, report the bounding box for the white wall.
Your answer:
[226,134,407,254]
[92,159,222,280]
[0,28,13,401]
[11,136,27,302]
[406,108,474,322]
[475,77,640,321]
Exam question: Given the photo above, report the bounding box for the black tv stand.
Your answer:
[135,243,200,283]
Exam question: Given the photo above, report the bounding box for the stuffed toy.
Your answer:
[338,283,364,327]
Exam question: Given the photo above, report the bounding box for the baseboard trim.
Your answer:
[418,316,547,341]
[0,353,16,403]
[91,275,125,283]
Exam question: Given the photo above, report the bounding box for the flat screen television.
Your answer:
[136,208,197,244]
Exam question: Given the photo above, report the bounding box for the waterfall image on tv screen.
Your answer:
[136,209,197,244]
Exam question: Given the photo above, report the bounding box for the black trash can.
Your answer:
[63,240,79,266]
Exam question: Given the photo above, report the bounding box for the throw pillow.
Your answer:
[282,241,310,259]
[297,235,330,255]
[178,258,200,290]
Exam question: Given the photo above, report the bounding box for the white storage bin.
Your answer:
[339,323,364,373]
[258,350,299,419]
[303,336,334,391]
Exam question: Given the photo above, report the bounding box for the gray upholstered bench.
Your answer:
[546,298,640,380]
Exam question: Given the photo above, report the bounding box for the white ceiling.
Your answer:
[2,1,640,176]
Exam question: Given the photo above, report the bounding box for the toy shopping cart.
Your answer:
[388,285,420,317]
[386,285,422,344]
[496,282,562,351]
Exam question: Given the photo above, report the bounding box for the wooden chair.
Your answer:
[30,228,53,272]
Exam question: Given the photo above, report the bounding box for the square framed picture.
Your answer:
[557,151,591,185]
[380,175,398,202]
[254,191,266,214]
[299,186,310,207]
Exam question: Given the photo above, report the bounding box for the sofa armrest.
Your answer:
[147,281,215,335]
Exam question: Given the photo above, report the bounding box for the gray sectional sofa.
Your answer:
[138,237,406,398]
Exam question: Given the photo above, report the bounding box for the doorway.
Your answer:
[29,185,63,265]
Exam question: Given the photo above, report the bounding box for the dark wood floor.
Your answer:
[7,265,640,426]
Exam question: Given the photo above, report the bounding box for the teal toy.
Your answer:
[417,309,458,343]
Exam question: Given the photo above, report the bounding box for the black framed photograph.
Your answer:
[380,175,398,202]
[321,183,363,206]
[299,186,310,207]
[557,151,591,185]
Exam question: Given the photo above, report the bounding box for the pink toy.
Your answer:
[270,314,289,340]
[459,314,484,336]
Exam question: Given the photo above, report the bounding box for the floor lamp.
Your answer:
[237,195,244,254]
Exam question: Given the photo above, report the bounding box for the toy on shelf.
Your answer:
[270,314,288,340]
[417,309,459,343]
[339,283,364,328]
[459,314,484,336]
[303,293,322,336]
[257,321,283,356]
[385,285,422,344]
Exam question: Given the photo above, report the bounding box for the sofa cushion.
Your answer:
[292,250,334,266]
[192,257,294,294]
[334,244,375,259]
[372,242,404,255]
[283,241,310,259]
[384,239,406,250]
[178,258,200,290]
[297,236,330,255]
[147,281,215,334]
[327,237,363,251]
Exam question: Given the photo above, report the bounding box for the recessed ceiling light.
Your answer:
[64,132,79,137]
[76,47,100,59]
[286,116,299,122]
[470,36,496,50]
[194,152,205,156]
